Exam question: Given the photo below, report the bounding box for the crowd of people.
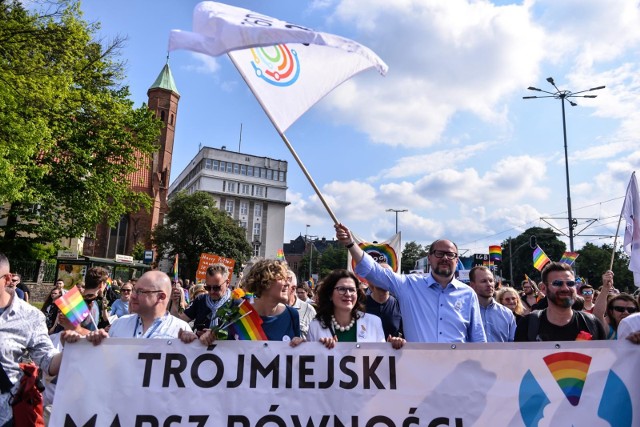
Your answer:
[2,222,640,425]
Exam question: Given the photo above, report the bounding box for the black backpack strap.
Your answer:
[0,363,13,394]
[527,309,544,341]
[575,310,599,338]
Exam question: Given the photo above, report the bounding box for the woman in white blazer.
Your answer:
[307,269,405,349]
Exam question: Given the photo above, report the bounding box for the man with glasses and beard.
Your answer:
[180,264,236,336]
[335,224,486,343]
[515,262,605,341]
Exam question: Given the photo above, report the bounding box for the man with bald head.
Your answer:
[335,224,486,343]
[68,271,192,344]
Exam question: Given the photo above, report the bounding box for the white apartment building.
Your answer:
[168,146,289,258]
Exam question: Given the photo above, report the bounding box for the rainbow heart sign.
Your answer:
[249,44,300,87]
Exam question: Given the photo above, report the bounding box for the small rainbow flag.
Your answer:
[559,252,579,266]
[533,246,551,271]
[54,286,90,327]
[543,352,592,406]
[276,249,285,260]
[308,277,315,288]
[172,254,179,282]
[489,245,502,262]
[227,300,267,340]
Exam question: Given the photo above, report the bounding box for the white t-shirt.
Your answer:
[108,313,191,339]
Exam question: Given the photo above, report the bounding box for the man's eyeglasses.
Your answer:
[431,250,458,260]
[334,286,357,295]
[133,289,163,296]
[11,279,19,283]
[581,290,594,296]
[611,306,638,314]
[549,280,576,288]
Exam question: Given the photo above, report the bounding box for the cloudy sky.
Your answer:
[81,0,640,257]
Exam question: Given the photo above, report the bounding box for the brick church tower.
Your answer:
[84,62,180,258]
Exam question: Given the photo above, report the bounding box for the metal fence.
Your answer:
[10,260,57,283]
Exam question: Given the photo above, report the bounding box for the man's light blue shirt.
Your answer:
[479,299,516,342]
[355,254,486,343]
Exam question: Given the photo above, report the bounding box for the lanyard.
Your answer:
[133,313,167,338]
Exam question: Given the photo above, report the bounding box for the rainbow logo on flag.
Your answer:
[533,246,551,271]
[276,249,285,260]
[559,252,579,266]
[543,352,592,406]
[54,286,90,327]
[489,245,502,262]
[227,300,268,340]
[250,45,301,87]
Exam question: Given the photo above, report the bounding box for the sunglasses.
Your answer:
[581,290,593,296]
[611,306,638,314]
[121,289,132,293]
[549,280,576,288]
[204,285,222,292]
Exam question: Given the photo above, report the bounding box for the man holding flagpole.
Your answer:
[335,224,486,343]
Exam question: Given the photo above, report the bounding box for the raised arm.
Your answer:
[593,270,613,330]
[335,223,364,264]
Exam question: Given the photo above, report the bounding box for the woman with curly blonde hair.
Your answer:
[496,287,525,324]
[243,259,303,345]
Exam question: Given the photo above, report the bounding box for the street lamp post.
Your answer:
[523,78,605,252]
[386,209,408,234]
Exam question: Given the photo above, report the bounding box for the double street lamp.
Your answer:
[523,77,605,252]
[386,209,408,234]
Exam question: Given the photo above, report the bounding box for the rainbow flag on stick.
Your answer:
[559,252,579,266]
[54,286,93,327]
[533,246,551,271]
[489,245,502,262]
[172,254,179,282]
[276,249,285,261]
[226,300,268,340]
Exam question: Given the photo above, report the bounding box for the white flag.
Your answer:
[169,1,388,132]
[622,172,640,286]
[347,233,402,281]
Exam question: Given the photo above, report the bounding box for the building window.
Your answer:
[266,169,273,180]
[255,168,262,178]
[225,200,234,215]
[160,111,165,122]
[253,242,261,257]
[205,159,213,169]
[240,202,248,215]
[220,161,226,173]
[247,166,253,176]
[213,160,219,171]
[240,165,247,175]
[241,184,250,195]
[233,164,240,174]
[227,182,236,193]
[254,203,262,217]
[279,171,285,182]
[170,114,174,125]
[253,222,261,237]
[239,221,247,229]
[254,186,264,197]
[226,163,233,173]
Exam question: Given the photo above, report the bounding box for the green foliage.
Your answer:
[575,243,633,293]
[401,241,428,273]
[317,244,347,279]
[132,241,146,261]
[501,227,566,286]
[152,191,252,279]
[0,0,161,259]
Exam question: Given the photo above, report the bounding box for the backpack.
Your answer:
[527,309,600,341]
[10,363,46,427]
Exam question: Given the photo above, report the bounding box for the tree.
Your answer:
[401,241,428,273]
[575,243,634,293]
[0,1,161,259]
[152,191,252,279]
[501,227,566,286]
[317,244,348,279]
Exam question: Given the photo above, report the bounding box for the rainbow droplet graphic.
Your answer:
[543,352,592,406]
[352,243,398,272]
[249,44,300,87]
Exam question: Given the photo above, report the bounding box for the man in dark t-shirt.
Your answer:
[515,262,605,342]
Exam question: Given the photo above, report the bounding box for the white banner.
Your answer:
[348,232,402,275]
[50,340,638,427]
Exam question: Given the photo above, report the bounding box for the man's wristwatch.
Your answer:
[345,242,355,249]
